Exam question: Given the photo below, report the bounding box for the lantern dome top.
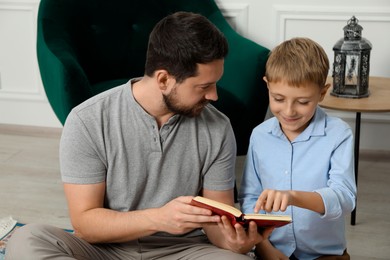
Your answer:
[334,16,372,52]
[344,16,363,40]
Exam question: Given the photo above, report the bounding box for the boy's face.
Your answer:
[266,78,329,141]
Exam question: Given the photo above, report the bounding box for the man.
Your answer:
[6,11,271,259]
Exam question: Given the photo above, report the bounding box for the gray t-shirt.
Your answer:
[60,78,236,214]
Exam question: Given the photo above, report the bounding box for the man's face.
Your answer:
[163,59,224,117]
[267,80,327,141]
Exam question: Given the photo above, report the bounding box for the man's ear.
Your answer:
[156,70,171,91]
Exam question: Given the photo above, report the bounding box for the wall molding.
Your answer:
[215,1,249,36]
[274,5,390,43]
[0,1,45,102]
[0,1,38,10]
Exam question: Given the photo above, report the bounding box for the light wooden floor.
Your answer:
[1,124,389,259]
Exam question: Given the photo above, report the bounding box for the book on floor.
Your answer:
[1,216,22,259]
[0,216,17,241]
[190,196,292,228]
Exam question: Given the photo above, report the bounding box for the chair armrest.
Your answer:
[37,18,90,125]
[216,28,270,155]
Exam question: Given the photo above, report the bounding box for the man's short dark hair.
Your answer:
[145,11,229,83]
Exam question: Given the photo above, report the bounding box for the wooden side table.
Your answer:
[319,76,390,225]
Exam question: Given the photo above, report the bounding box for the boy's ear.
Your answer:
[320,83,331,101]
[263,76,269,89]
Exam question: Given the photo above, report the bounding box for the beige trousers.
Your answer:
[5,223,252,260]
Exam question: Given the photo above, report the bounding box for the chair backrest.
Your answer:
[37,0,270,155]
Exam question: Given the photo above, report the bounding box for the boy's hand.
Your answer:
[255,189,326,214]
[255,189,293,213]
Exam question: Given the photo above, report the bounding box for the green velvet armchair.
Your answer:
[37,0,270,156]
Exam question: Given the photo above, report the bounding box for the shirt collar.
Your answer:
[129,78,181,127]
[269,107,326,142]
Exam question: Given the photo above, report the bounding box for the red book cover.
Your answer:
[190,196,291,228]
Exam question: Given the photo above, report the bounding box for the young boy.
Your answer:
[239,38,357,260]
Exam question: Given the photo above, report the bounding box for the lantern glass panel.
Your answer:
[345,54,359,86]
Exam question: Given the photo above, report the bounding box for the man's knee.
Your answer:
[5,223,61,259]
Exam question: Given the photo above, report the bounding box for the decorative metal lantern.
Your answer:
[332,16,372,98]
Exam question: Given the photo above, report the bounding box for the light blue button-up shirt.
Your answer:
[239,107,356,259]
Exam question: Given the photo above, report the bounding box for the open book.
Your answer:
[190,196,292,228]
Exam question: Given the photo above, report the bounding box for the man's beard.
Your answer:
[162,90,208,118]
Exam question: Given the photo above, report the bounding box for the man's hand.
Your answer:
[216,216,274,254]
[154,196,221,235]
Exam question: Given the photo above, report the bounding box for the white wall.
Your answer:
[0,0,61,127]
[0,0,389,151]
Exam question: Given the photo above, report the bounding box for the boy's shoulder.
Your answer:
[261,116,279,128]
[252,116,279,135]
[324,112,351,130]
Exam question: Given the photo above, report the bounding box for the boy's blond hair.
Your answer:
[265,37,329,88]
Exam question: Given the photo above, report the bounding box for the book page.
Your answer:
[244,213,292,222]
